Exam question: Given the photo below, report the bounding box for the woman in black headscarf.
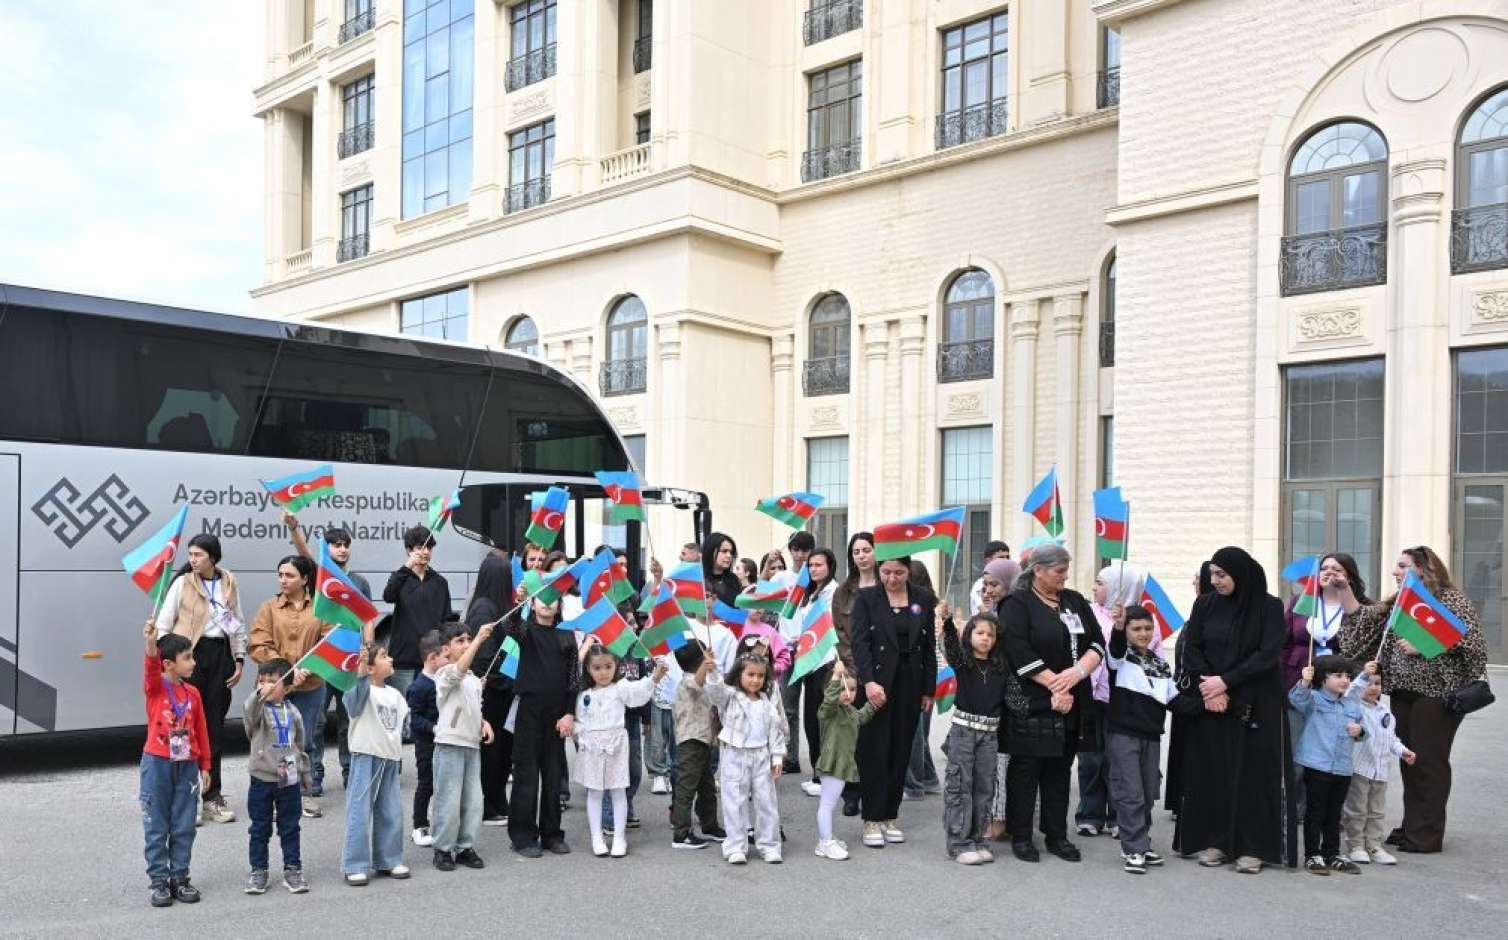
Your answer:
[1172,548,1296,873]
[467,553,516,825]
[1163,561,1214,814]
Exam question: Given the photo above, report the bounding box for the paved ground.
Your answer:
[4,676,1507,939]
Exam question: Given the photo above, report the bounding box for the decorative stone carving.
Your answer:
[945,392,983,418]
[340,160,370,184]
[510,89,551,122]
[635,76,651,108]
[1296,307,1362,341]
[809,405,840,430]
[1379,28,1463,103]
[1474,290,1508,323]
[606,406,640,428]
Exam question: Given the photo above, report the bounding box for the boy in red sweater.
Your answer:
[140,620,211,908]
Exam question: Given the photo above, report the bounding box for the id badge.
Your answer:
[278,755,300,788]
[1061,611,1085,635]
[168,728,192,762]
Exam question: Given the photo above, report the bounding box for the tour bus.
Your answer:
[0,283,708,736]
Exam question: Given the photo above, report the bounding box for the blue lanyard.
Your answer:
[163,679,190,726]
[267,703,291,748]
[203,575,222,611]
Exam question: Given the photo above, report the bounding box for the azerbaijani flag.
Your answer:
[934,666,957,714]
[606,555,636,605]
[426,488,461,533]
[521,567,571,606]
[1281,555,1322,618]
[301,626,362,693]
[1092,487,1129,560]
[641,583,690,656]
[1023,466,1063,537]
[779,564,811,620]
[755,491,825,530]
[595,471,645,523]
[1386,570,1470,660]
[666,560,708,617]
[260,464,336,513]
[711,599,750,638]
[874,507,966,561]
[122,504,190,607]
[1138,574,1186,640]
[511,554,527,591]
[735,579,790,612]
[313,539,379,632]
[579,549,617,607]
[788,594,836,684]
[498,635,522,679]
[567,597,642,658]
[524,485,570,549]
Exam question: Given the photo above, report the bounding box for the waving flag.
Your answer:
[314,539,379,632]
[1386,570,1470,660]
[568,597,642,658]
[874,507,967,561]
[779,564,812,620]
[579,549,617,607]
[1281,555,1322,618]
[1093,487,1128,560]
[300,626,362,693]
[606,554,636,605]
[1138,574,1186,640]
[711,599,750,638]
[666,560,708,617]
[933,666,958,714]
[512,553,527,592]
[521,567,573,606]
[426,489,461,533]
[524,486,570,549]
[498,635,522,679]
[755,491,825,530]
[642,584,690,656]
[260,464,336,513]
[788,594,837,684]
[122,505,190,607]
[735,579,791,612]
[595,471,645,523]
[1023,466,1063,537]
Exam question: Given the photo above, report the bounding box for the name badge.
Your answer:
[1061,612,1085,635]
[168,728,192,762]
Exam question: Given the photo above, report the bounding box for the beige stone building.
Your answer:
[251,0,1508,661]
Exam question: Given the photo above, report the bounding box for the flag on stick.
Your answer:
[122,505,190,608]
[1022,466,1064,537]
[567,598,642,658]
[595,471,646,523]
[873,507,966,561]
[788,594,837,684]
[426,489,461,533]
[498,635,522,679]
[933,666,957,714]
[1281,555,1323,618]
[666,560,708,617]
[642,584,691,656]
[779,564,812,620]
[735,579,791,613]
[1138,574,1186,640]
[301,626,363,692]
[524,486,570,550]
[1092,487,1129,560]
[1386,570,1470,660]
[314,539,379,632]
[711,599,750,638]
[260,464,336,513]
[755,491,825,530]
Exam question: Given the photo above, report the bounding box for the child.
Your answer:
[139,620,210,907]
[405,630,445,847]
[939,612,1009,865]
[1104,604,1177,875]
[506,595,579,857]
[670,641,724,849]
[341,643,410,886]
[1343,667,1416,866]
[1290,655,1370,876]
[573,640,667,856]
[701,652,789,864]
[813,661,878,861]
[431,621,495,871]
[243,658,312,895]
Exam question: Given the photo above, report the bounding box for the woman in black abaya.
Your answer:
[1163,561,1214,815]
[1172,547,1296,873]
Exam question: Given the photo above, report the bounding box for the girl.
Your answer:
[939,611,1010,864]
[758,550,787,581]
[700,653,789,864]
[735,558,759,591]
[798,548,842,797]
[813,662,878,860]
[980,557,1021,842]
[342,643,410,885]
[505,594,579,858]
[573,641,666,857]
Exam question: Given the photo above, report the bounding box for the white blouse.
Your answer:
[573,675,656,735]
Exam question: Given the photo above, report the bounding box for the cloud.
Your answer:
[0,1,263,313]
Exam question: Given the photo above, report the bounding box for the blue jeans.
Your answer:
[432,743,483,853]
[342,754,404,874]
[247,778,302,870]
[1075,749,1111,827]
[287,686,328,790]
[603,718,644,827]
[645,703,676,778]
[905,713,940,795]
[139,754,198,884]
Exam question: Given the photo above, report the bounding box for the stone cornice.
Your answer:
[1092,0,1194,26]
[1106,178,1259,225]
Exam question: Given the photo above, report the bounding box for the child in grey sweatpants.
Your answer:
[939,611,1010,866]
[1103,605,1177,874]
[702,653,788,865]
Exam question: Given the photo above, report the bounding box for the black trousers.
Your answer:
[1302,768,1350,859]
[801,664,832,781]
[189,636,233,802]
[480,685,514,818]
[1391,689,1462,851]
[856,658,922,822]
[413,737,434,829]
[669,739,719,838]
[508,693,567,848]
[1006,752,1074,844]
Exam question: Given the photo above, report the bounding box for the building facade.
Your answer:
[252,0,1508,661]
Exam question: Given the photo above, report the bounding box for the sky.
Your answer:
[0,2,264,314]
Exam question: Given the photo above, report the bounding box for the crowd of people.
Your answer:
[136,516,1490,906]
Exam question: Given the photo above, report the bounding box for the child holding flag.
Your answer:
[1291,657,1370,875]
[506,594,580,858]
[937,611,1010,865]
[341,642,410,886]
[138,621,211,908]
[701,652,789,864]
[405,631,445,848]
[812,661,878,861]
[430,622,495,872]
[670,641,725,850]
[573,640,667,857]
[242,658,312,895]
[1343,669,1416,866]
[1104,605,1177,875]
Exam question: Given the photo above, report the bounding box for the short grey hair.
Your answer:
[1014,543,1072,592]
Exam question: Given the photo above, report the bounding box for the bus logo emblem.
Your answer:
[31,474,151,548]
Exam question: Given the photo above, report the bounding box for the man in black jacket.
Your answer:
[382,526,454,697]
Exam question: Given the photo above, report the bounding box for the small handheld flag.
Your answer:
[666,560,708,618]
[314,539,379,632]
[521,567,572,607]
[736,579,791,613]
[1385,570,1470,660]
[524,486,570,550]
[498,635,522,679]
[579,549,617,607]
[260,464,336,513]
[711,599,750,638]
[642,584,691,656]
[1138,574,1186,640]
[568,598,642,658]
[426,489,461,533]
[874,507,966,562]
[595,471,645,524]
[511,554,527,591]
[779,564,812,620]
[755,491,825,530]
[1092,487,1128,560]
[606,554,636,605]
[301,626,363,693]
[122,505,190,608]
[788,594,837,684]
[1281,555,1322,618]
[933,666,957,714]
[1022,466,1064,537]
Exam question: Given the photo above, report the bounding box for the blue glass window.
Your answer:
[402,0,473,217]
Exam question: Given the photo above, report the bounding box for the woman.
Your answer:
[833,532,877,817]
[1163,561,1215,814]
[1172,547,1296,873]
[904,561,943,801]
[998,544,1104,862]
[979,556,1021,841]
[758,550,786,581]
[700,532,743,608]
[851,554,938,847]
[796,548,841,797]
[1340,546,1488,853]
[735,557,758,591]
[154,533,244,825]
[1076,563,1151,838]
[467,554,515,826]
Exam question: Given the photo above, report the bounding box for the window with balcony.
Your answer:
[941,426,992,612]
[1453,86,1508,274]
[338,185,372,262]
[1100,253,1116,367]
[507,118,554,214]
[339,73,375,158]
[601,296,648,396]
[803,60,862,182]
[937,12,1008,150]
[1282,121,1388,295]
[938,269,994,382]
[340,0,375,44]
[635,111,651,146]
[804,294,851,396]
[401,0,474,218]
[400,286,468,341]
[506,0,557,92]
[1099,25,1121,108]
[633,0,653,73]
[505,316,540,357]
[803,0,862,46]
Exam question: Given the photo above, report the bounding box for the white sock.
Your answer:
[586,789,605,847]
[610,789,628,847]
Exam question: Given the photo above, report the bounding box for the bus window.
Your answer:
[471,365,629,474]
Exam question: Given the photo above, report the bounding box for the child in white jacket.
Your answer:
[701,652,789,865]
[574,639,666,858]
[1342,676,1417,866]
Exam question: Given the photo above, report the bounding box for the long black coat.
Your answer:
[850,584,938,693]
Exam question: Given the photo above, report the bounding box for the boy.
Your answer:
[382,526,452,696]
[431,621,495,871]
[1291,656,1371,875]
[1344,672,1417,866]
[342,643,410,885]
[406,630,445,847]
[139,620,210,907]
[1103,605,1177,874]
[243,658,312,895]
[645,609,678,796]
[669,641,724,849]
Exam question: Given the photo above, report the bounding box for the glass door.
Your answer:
[1455,479,1506,663]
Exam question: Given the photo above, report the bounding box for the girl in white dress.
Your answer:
[573,639,666,857]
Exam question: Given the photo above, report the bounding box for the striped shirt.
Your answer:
[1352,699,1408,782]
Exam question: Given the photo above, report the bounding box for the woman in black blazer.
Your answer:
[851,555,938,848]
[998,543,1104,863]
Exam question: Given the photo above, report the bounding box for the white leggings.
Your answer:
[816,775,846,842]
[585,787,628,846]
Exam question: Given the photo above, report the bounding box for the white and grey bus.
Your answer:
[0,283,707,736]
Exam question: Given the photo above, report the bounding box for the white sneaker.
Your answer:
[651,776,669,794]
[814,838,849,860]
[1368,847,1397,865]
[611,835,627,858]
[955,850,984,865]
[1348,847,1371,864]
[800,780,823,797]
[412,827,433,847]
[344,872,368,887]
[592,836,609,858]
[727,851,747,865]
[882,820,905,843]
[862,821,885,847]
[206,798,236,824]
[760,849,783,864]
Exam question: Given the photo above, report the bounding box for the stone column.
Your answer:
[862,320,890,527]
[654,322,684,554]
[771,332,796,497]
[467,0,501,221]
[263,108,304,280]
[898,315,927,515]
[1009,301,1040,547]
[874,0,916,164]
[1021,0,1070,126]
[552,0,617,197]
[570,335,594,387]
[1053,293,1085,559]
[544,338,570,375]
[309,80,336,268]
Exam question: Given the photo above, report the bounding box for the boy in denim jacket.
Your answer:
[1289,655,1370,876]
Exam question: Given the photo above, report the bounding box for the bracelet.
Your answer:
[1074,663,1088,680]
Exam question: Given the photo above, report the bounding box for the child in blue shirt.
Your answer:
[1289,655,1370,875]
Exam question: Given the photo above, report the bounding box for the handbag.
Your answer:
[1445,678,1495,716]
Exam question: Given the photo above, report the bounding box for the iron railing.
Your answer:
[337,122,374,159]
[338,7,375,44]
[802,356,850,396]
[1098,66,1120,108]
[600,358,648,396]
[803,0,863,46]
[800,140,861,182]
[505,177,551,214]
[937,339,994,382]
[337,234,369,262]
[935,99,1008,150]
[633,36,652,73]
[1450,203,1508,275]
[505,44,557,92]
[1279,222,1387,296]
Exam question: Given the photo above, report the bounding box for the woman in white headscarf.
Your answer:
[981,557,1022,841]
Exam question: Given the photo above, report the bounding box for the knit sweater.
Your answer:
[433,663,484,748]
[1340,588,1487,698]
[242,692,311,787]
[814,673,877,782]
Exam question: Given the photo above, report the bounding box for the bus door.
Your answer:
[0,454,18,734]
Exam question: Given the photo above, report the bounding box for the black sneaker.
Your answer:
[1306,855,1330,875]
[1045,838,1082,862]
[1384,828,1404,847]
[842,797,860,817]
[433,849,456,872]
[672,832,710,849]
[626,813,641,829]
[512,843,543,859]
[543,839,571,855]
[454,848,485,869]
[245,868,269,895]
[1329,856,1362,874]
[171,878,201,903]
[150,882,174,907]
[1143,850,1165,866]
[1011,841,1040,863]
[702,825,727,840]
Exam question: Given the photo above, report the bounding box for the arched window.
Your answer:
[938,269,994,382]
[1282,121,1388,295]
[1453,86,1508,274]
[600,296,648,396]
[1099,253,1116,368]
[803,293,851,396]
[504,316,539,357]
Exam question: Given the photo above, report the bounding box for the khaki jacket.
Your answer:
[156,568,245,658]
[249,593,332,693]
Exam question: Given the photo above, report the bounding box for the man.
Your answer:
[382,526,454,698]
[968,541,1012,615]
[775,531,815,775]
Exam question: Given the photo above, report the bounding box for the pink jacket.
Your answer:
[737,620,792,679]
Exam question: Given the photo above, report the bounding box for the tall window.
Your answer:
[941,427,992,612]
[938,269,994,382]
[803,61,862,182]
[1453,86,1508,274]
[633,0,653,73]
[936,12,1009,150]
[505,316,540,357]
[1454,346,1508,662]
[1099,416,1115,488]
[807,437,849,555]
[803,294,851,396]
[601,296,648,396]
[338,185,372,262]
[505,0,557,91]
[1281,121,1388,295]
[634,111,651,145]
[506,118,554,213]
[1100,253,1116,367]
[400,286,468,341]
[339,73,375,158]
[401,0,474,218]
[1098,26,1121,108]
[1282,359,1384,592]
[339,0,375,43]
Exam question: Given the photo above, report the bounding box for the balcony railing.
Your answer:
[505,44,557,92]
[935,98,1008,150]
[338,8,375,44]
[600,358,648,396]
[633,36,652,73]
[1279,222,1388,296]
[288,40,313,68]
[1451,203,1508,275]
[1098,66,1120,108]
[800,140,861,183]
[803,0,863,46]
[601,143,652,184]
[337,233,369,262]
[284,248,312,277]
[337,122,374,159]
[505,177,551,214]
[937,339,994,383]
[802,356,850,396]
